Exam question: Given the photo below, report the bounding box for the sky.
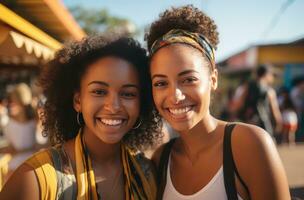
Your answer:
[63,0,304,62]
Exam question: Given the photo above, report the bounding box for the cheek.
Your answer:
[80,95,101,116]
[189,81,212,104]
[124,99,140,118]
[152,89,162,108]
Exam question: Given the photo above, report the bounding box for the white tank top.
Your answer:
[163,156,244,200]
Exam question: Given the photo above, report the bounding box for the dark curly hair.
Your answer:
[145,4,219,55]
[38,34,162,150]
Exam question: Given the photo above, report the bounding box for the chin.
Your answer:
[169,122,193,133]
[98,133,125,145]
[101,138,122,145]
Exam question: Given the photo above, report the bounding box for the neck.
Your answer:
[82,126,121,165]
[12,112,28,122]
[177,113,219,159]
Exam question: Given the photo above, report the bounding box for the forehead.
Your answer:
[82,56,139,85]
[150,44,209,74]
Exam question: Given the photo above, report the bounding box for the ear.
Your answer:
[210,69,218,90]
[73,92,81,112]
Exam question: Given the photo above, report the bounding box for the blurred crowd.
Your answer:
[220,64,304,145]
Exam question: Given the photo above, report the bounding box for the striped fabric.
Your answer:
[150,29,215,68]
[26,131,156,200]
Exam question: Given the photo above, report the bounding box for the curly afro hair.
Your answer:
[39,34,162,151]
[145,5,219,52]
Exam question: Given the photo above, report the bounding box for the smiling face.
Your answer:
[150,44,218,133]
[74,56,140,144]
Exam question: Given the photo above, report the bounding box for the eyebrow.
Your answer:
[122,84,139,89]
[178,70,199,76]
[88,81,109,86]
[152,69,199,80]
[88,81,139,89]
[151,74,167,80]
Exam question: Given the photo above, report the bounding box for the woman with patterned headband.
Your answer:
[145,5,290,200]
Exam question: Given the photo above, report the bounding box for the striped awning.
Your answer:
[0,25,55,65]
[10,31,54,60]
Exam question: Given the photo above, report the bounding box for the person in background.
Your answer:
[232,64,283,137]
[0,35,162,199]
[3,83,37,153]
[290,77,304,142]
[278,88,298,144]
[146,5,290,200]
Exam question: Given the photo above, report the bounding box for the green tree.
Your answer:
[69,6,136,35]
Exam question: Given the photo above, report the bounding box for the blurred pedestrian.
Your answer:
[290,77,304,142]
[278,88,298,144]
[3,83,36,152]
[232,64,283,137]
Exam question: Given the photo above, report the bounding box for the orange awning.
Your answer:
[0,4,62,50]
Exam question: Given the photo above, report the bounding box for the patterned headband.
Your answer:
[150,29,215,67]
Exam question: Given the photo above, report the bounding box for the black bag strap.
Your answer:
[223,123,250,200]
[156,138,177,200]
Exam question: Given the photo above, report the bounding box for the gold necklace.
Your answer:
[95,165,123,199]
[82,134,123,199]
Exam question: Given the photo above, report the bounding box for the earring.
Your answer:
[132,118,142,129]
[77,112,83,126]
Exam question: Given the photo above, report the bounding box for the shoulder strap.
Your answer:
[223,123,250,200]
[156,138,176,200]
[50,146,77,200]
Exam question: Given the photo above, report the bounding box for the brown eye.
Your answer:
[153,81,167,87]
[91,89,107,96]
[121,92,137,98]
[182,77,198,84]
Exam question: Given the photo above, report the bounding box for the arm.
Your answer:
[0,164,40,200]
[267,88,283,132]
[232,124,290,200]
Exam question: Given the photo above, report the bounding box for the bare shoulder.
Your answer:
[230,122,290,200]
[0,163,39,200]
[232,122,275,152]
[231,122,281,170]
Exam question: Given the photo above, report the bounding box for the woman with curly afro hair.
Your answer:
[1,34,162,200]
[146,5,290,200]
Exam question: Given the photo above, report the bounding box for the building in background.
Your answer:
[211,37,304,117]
[218,37,304,88]
[0,0,86,96]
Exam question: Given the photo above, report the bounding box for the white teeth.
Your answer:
[100,119,123,126]
[169,106,191,115]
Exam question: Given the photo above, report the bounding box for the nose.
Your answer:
[169,86,185,104]
[104,93,121,113]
